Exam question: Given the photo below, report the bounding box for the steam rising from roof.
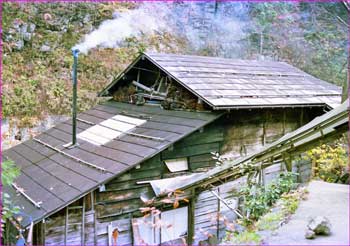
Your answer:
[73,6,167,54]
[73,2,250,56]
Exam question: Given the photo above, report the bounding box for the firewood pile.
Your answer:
[112,85,136,103]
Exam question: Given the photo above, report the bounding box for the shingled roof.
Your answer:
[100,52,342,109]
[3,101,222,227]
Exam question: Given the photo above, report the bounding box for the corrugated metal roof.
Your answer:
[3,101,222,227]
[142,52,342,109]
[168,99,349,193]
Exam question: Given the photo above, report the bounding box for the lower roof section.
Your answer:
[3,101,222,227]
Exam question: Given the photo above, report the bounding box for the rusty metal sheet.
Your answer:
[146,173,202,196]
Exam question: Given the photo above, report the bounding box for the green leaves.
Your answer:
[240,172,298,221]
[1,159,20,229]
[305,138,348,183]
[1,159,20,186]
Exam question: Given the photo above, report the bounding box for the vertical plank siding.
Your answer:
[221,108,322,158]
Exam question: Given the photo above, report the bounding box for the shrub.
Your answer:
[1,160,20,229]
[240,172,298,221]
[227,230,261,245]
[256,212,283,231]
[305,138,348,183]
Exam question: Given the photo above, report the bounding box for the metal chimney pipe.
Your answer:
[71,48,80,146]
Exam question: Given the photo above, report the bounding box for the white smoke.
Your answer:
[73,5,169,54]
[74,2,250,57]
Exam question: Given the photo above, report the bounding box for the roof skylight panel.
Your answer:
[77,114,147,146]
[112,115,147,125]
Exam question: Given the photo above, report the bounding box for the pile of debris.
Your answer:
[113,76,206,111]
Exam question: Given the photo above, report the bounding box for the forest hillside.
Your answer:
[2,2,347,126]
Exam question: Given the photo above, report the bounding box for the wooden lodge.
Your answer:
[2,52,342,245]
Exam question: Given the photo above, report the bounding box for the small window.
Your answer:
[164,158,188,172]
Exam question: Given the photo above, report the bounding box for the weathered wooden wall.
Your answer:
[162,121,224,176]
[192,157,313,244]
[220,108,323,158]
[41,107,319,245]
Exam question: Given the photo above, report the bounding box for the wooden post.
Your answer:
[283,155,292,172]
[65,207,69,246]
[297,154,302,183]
[82,198,86,245]
[137,69,140,83]
[300,108,304,127]
[41,219,46,245]
[92,191,98,246]
[129,213,134,245]
[187,189,196,246]
[5,219,10,246]
[216,187,220,241]
[262,121,266,146]
[259,166,265,187]
[282,110,286,135]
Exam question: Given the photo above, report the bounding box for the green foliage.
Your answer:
[3,82,40,117]
[248,2,346,87]
[255,187,307,232]
[2,3,186,124]
[2,160,20,186]
[225,230,261,245]
[241,185,268,220]
[280,192,300,214]
[1,160,20,228]
[240,172,297,220]
[224,186,307,244]
[305,138,348,183]
[256,211,283,231]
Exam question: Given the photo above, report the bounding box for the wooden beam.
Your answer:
[187,189,196,246]
[133,66,159,74]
